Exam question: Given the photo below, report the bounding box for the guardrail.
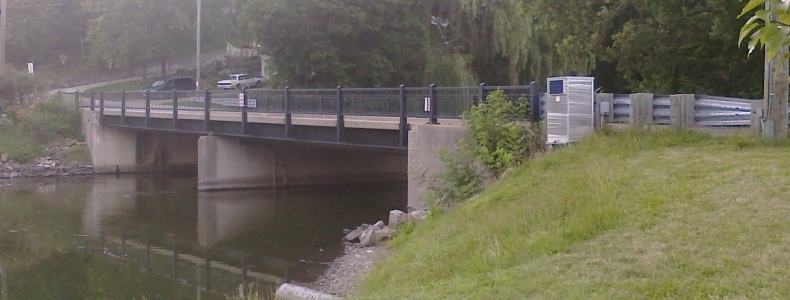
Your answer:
[608,94,758,127]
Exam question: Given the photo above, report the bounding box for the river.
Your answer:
[0,174,406,299]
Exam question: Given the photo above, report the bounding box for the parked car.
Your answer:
[142,76,196,99]
[217,74,263,90]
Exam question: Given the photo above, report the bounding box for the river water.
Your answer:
[0,174,405,299]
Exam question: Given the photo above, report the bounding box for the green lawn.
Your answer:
[356,129,790,299]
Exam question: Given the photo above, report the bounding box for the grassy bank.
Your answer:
[0,97,86,163]
[356,130,790,299]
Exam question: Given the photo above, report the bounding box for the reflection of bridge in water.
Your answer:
[78,175,405,296]
[79,234,286,296]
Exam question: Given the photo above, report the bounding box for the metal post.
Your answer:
[196,0,202,90]
[429,84,438,124]
[336,86,344,142]
[399,84,408,147]
[121,91,126,125]
[478,83,487,106]
[284,87,292,138]
[173,89,179,129]
[99,92,105,122]
[145,90,151,127]
[530,81,541,122]
[90,91,95,111]
[74,92,80,109]
[241,88,248,134]
[204,89,211,132]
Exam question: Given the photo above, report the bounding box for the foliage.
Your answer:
[0,96,82,163]
[430,90,542,205]
[4,0,89,65]
[82,0,234,75]
[0,67,42,102]
[236,0,426,88]
[740,0,789,61]
[16,97,82,144]
[357,130,790,299]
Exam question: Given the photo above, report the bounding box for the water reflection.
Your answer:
[0,174,405,299]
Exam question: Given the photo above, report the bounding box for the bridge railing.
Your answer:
[72,83,540,148]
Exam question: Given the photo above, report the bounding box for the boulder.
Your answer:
[408,210,430,223]
[359,226,378,247]
[373,220,385,230]
[0,153,7,163]
[388,210,408,227]
[376,226,397,241]
[342,225,367,242]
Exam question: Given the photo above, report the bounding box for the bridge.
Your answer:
[76,83,540,209]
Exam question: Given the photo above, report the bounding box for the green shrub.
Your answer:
[429,89,543,205]
[17,96,82,144]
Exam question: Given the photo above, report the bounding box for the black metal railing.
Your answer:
[73,82,541,147]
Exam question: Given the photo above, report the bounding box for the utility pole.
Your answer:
[196,0,201,89]
[764,1,789,141]
[0,0,7,69]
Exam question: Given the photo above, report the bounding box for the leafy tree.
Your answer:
[5,0,90,65]
[236,0,427,88]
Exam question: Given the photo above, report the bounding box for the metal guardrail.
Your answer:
[70,83,541,148]
[609,94,758,127]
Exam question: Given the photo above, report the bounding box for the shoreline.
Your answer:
[311,243,389,298]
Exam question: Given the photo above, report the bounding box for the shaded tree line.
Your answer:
[3,0,764,97]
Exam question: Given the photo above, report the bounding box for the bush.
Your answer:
[17,96,82,144]
[429,89,543,205]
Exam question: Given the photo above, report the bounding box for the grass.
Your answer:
[355,129,790,299]
[85,79,150,92]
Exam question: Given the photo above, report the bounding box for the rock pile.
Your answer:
[0,139,93,178]
[342,209,431,247]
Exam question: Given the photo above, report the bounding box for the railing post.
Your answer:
[121,91,126,125]
[399,84,408,147]
[285,87,292,138]
[145,90,151,127]
[477,83,486,106]
[99,92,105,122]
[429,84,438,124]
[90,91,95,111]
[336,86,344,142]
[242,88,248,134]
[172,89,179,129]
[204,89,211,132]
[530,81,541,122]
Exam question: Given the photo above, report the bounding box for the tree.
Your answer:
[5,0,90,65]
[740,0,790,139]
[236,0,426,88]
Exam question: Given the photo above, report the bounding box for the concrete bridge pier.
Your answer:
[82,111,199,173]
[197,136,407,191]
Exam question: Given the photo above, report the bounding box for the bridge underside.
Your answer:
[197,135,406,190]
[82,111,407,191]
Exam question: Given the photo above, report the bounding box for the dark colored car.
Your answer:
[143,76,196,92]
